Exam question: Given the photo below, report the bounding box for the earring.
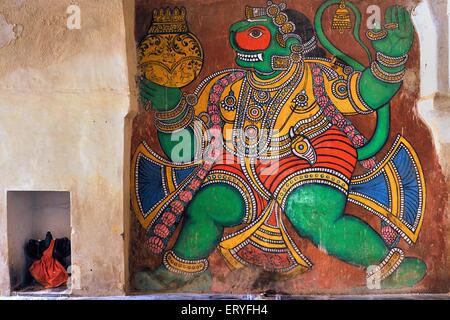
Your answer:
[270,42,303,71]
[290,44,303,63]
[276,33,287,48]
[271,55,290,71]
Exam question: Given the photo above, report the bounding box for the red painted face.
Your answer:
[235,25,271,51]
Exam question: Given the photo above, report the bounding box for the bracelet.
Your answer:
[366,29,388,41]
[185,93,199,106]
[377,52,408,68]
[371,61,406,84]
[155,98,187,121]
[384,23,399,30]
[155,105,194,133]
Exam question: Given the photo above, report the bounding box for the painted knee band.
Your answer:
[163,250,209,277]
[367,248,405,282]
[275,168,350,210]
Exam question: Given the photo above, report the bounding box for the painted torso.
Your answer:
[194,58,371,160]
[221,61,315,159]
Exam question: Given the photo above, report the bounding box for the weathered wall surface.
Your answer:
[0,0,136,296]
[413,0,450,292]
[130,0,449,295]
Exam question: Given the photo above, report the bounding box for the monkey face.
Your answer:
[229,15,301,74]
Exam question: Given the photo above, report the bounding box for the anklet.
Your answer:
[367,248,405,281]
[163,250,209,277]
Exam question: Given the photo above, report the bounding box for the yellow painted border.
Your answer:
[276,206,312,269]
[260,224,281,234]
[218,200,311,273]
[385,162,401,217]
[255,230,283,241]
[219,201,275,251]
[243,158,271,199]
[250,236,286,249]
[218,201,276,270]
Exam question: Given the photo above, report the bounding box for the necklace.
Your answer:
[225,63,304,159]
[246,60,304,92]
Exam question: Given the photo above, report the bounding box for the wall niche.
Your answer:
[7,191,71,296]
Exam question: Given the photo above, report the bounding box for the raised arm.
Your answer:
[359,6,414,110]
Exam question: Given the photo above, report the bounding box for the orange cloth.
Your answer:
[29,239,68,289]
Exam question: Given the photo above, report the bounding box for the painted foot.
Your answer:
[133,267,212,293]
[381,257,427,289]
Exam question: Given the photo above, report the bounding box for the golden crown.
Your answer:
[246,1,295,35]
[245,1,306,49]
[149,7,188,34]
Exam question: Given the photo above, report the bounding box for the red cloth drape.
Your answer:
[29,239,68,289]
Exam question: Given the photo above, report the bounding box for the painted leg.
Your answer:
[285,184,426,288]
[133,184,245,292]
[173,183,246,259]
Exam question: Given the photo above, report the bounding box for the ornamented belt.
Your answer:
[261,110,330,160]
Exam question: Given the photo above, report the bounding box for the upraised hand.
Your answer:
[371,6,414,58]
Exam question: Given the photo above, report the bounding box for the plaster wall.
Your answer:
[6,191,33,289]
[0,0,137,296]
[413,0,450,281]
[30,192,71,240]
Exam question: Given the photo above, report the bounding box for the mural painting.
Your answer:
[130,0,447,294]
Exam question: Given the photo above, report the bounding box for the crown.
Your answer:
[149,7,188,34]
[245,1,313,49]
[245,0,308,50]
[245,1,294,35]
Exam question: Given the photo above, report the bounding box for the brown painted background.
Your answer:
[131,0,448,294]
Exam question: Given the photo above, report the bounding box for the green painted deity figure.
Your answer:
[132,0,427,292]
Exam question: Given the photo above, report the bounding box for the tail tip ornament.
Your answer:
[332,0,353,34]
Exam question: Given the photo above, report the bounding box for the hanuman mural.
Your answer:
[131,0,427,292]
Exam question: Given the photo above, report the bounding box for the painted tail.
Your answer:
[314,0,390,161]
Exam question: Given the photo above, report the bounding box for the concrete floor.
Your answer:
[1,293,449,300]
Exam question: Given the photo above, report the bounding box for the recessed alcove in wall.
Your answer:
[7,191,71,295]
